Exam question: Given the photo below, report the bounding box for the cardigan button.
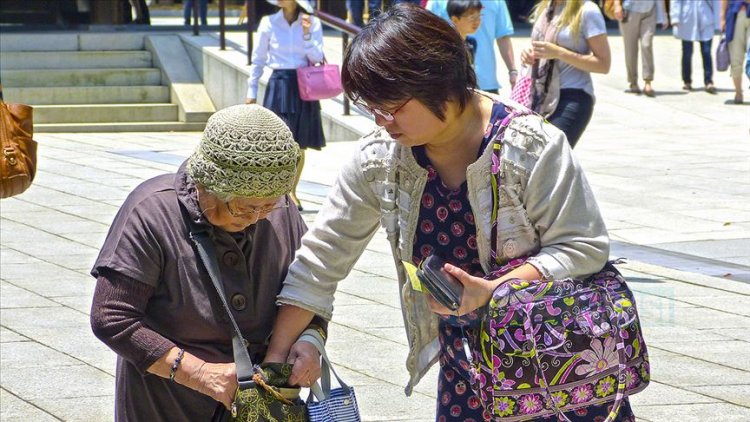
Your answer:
[223,251,239,267]
[231,293,247,311]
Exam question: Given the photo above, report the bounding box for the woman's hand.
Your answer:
[531,41,563,60]
[425,263,497,316]
[301,14,311,36]
[614,3,624,21]
[182,362,237,410]
[286,340,321,388]
[520,47,536,66]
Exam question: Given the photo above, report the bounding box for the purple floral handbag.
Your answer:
[468,110,650,421]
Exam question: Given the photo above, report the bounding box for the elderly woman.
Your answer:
[90,105,324,421]
[263,4,635,421]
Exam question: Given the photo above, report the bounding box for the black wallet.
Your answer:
[416,255,464,311]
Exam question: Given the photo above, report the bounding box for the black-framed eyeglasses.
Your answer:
[225,196,290,219]
[353,97,412,121]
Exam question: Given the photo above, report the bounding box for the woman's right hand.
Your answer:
[520,48,536,66]
[614,3,624,21]
[191,362,238,410]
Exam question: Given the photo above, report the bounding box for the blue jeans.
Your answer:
[547,88,594,149]
[681,40,713,86]
[184,0,208,26]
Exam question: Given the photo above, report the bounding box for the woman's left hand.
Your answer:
[301,14,311,35]
[426,263,497,316]
[286,340,321,388]
[531,40,563,60]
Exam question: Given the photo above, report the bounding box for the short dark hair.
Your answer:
[341,3,477,121]
[447,0,483,19]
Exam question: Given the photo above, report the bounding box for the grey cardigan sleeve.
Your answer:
[277,147,383,320]
[524,124,609,279]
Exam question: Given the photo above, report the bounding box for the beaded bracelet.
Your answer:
[169,348,185,382]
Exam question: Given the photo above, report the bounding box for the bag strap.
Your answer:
[300,331,353,402]
[489,109,533,264]
[187,218,256,389]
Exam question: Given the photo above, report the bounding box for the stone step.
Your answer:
[0,51,153,70]
[3,86,170,105]
[35,121,207,133]
[0,33,146,52]
[33,104,178,124]
[0,68,161,87]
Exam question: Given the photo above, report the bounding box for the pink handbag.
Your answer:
[509,66,533,109]
[296,59,343,101]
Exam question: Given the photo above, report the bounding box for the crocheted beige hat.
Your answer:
[187,104,300,198]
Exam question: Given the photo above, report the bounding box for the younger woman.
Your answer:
[520,0,611,148]
[263,4,635,421]
[246,0,326,211]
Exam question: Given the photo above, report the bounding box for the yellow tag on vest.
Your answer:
[402,260,423,292]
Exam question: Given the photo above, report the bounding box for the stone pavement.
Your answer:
[2,28,750,421]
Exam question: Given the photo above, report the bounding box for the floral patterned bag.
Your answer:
[469,112,650,421]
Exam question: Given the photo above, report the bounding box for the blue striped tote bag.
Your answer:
[305,338,361,422]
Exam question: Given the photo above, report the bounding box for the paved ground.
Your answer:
[2,23,750,422]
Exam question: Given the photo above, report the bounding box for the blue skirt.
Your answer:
[263,69,326,151]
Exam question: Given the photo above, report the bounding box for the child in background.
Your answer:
[447,0,483,64]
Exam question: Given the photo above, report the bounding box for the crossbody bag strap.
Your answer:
[187,218,256,388]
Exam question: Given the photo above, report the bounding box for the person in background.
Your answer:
[246,0,325,211]
[670,0,722,93]
[129,0,151,24]
[447,0,483,64]
[426,0,517,93]
[720,0,750,104]
[614,0,668,96]
[261,4,625,420]
[184,0,208,26]
[347,0,382,27]
[349,0,422,27]
[520,0,611,148]
[90,104,325,422]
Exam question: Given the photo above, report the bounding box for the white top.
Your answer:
[537,1,606,97]
[246,10,325,99]
[670,0,721,41]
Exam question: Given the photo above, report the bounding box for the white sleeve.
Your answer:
[304,17,325,64]
[246,17,271,100]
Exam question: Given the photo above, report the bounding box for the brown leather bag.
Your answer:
[0,84,38,199]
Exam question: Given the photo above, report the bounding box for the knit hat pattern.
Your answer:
[187,104,300,198]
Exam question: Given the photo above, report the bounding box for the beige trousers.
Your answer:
[619,7,657,84]
[729,11,750,79]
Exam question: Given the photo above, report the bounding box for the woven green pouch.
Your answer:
[231,363,308,422]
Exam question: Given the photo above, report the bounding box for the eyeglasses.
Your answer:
[353,97,411,122]
[461,12,482,22]
[225,196,289,219]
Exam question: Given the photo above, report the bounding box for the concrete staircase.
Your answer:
[0,33,214,132]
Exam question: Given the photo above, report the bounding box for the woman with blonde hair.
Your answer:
[520,0,611,148]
